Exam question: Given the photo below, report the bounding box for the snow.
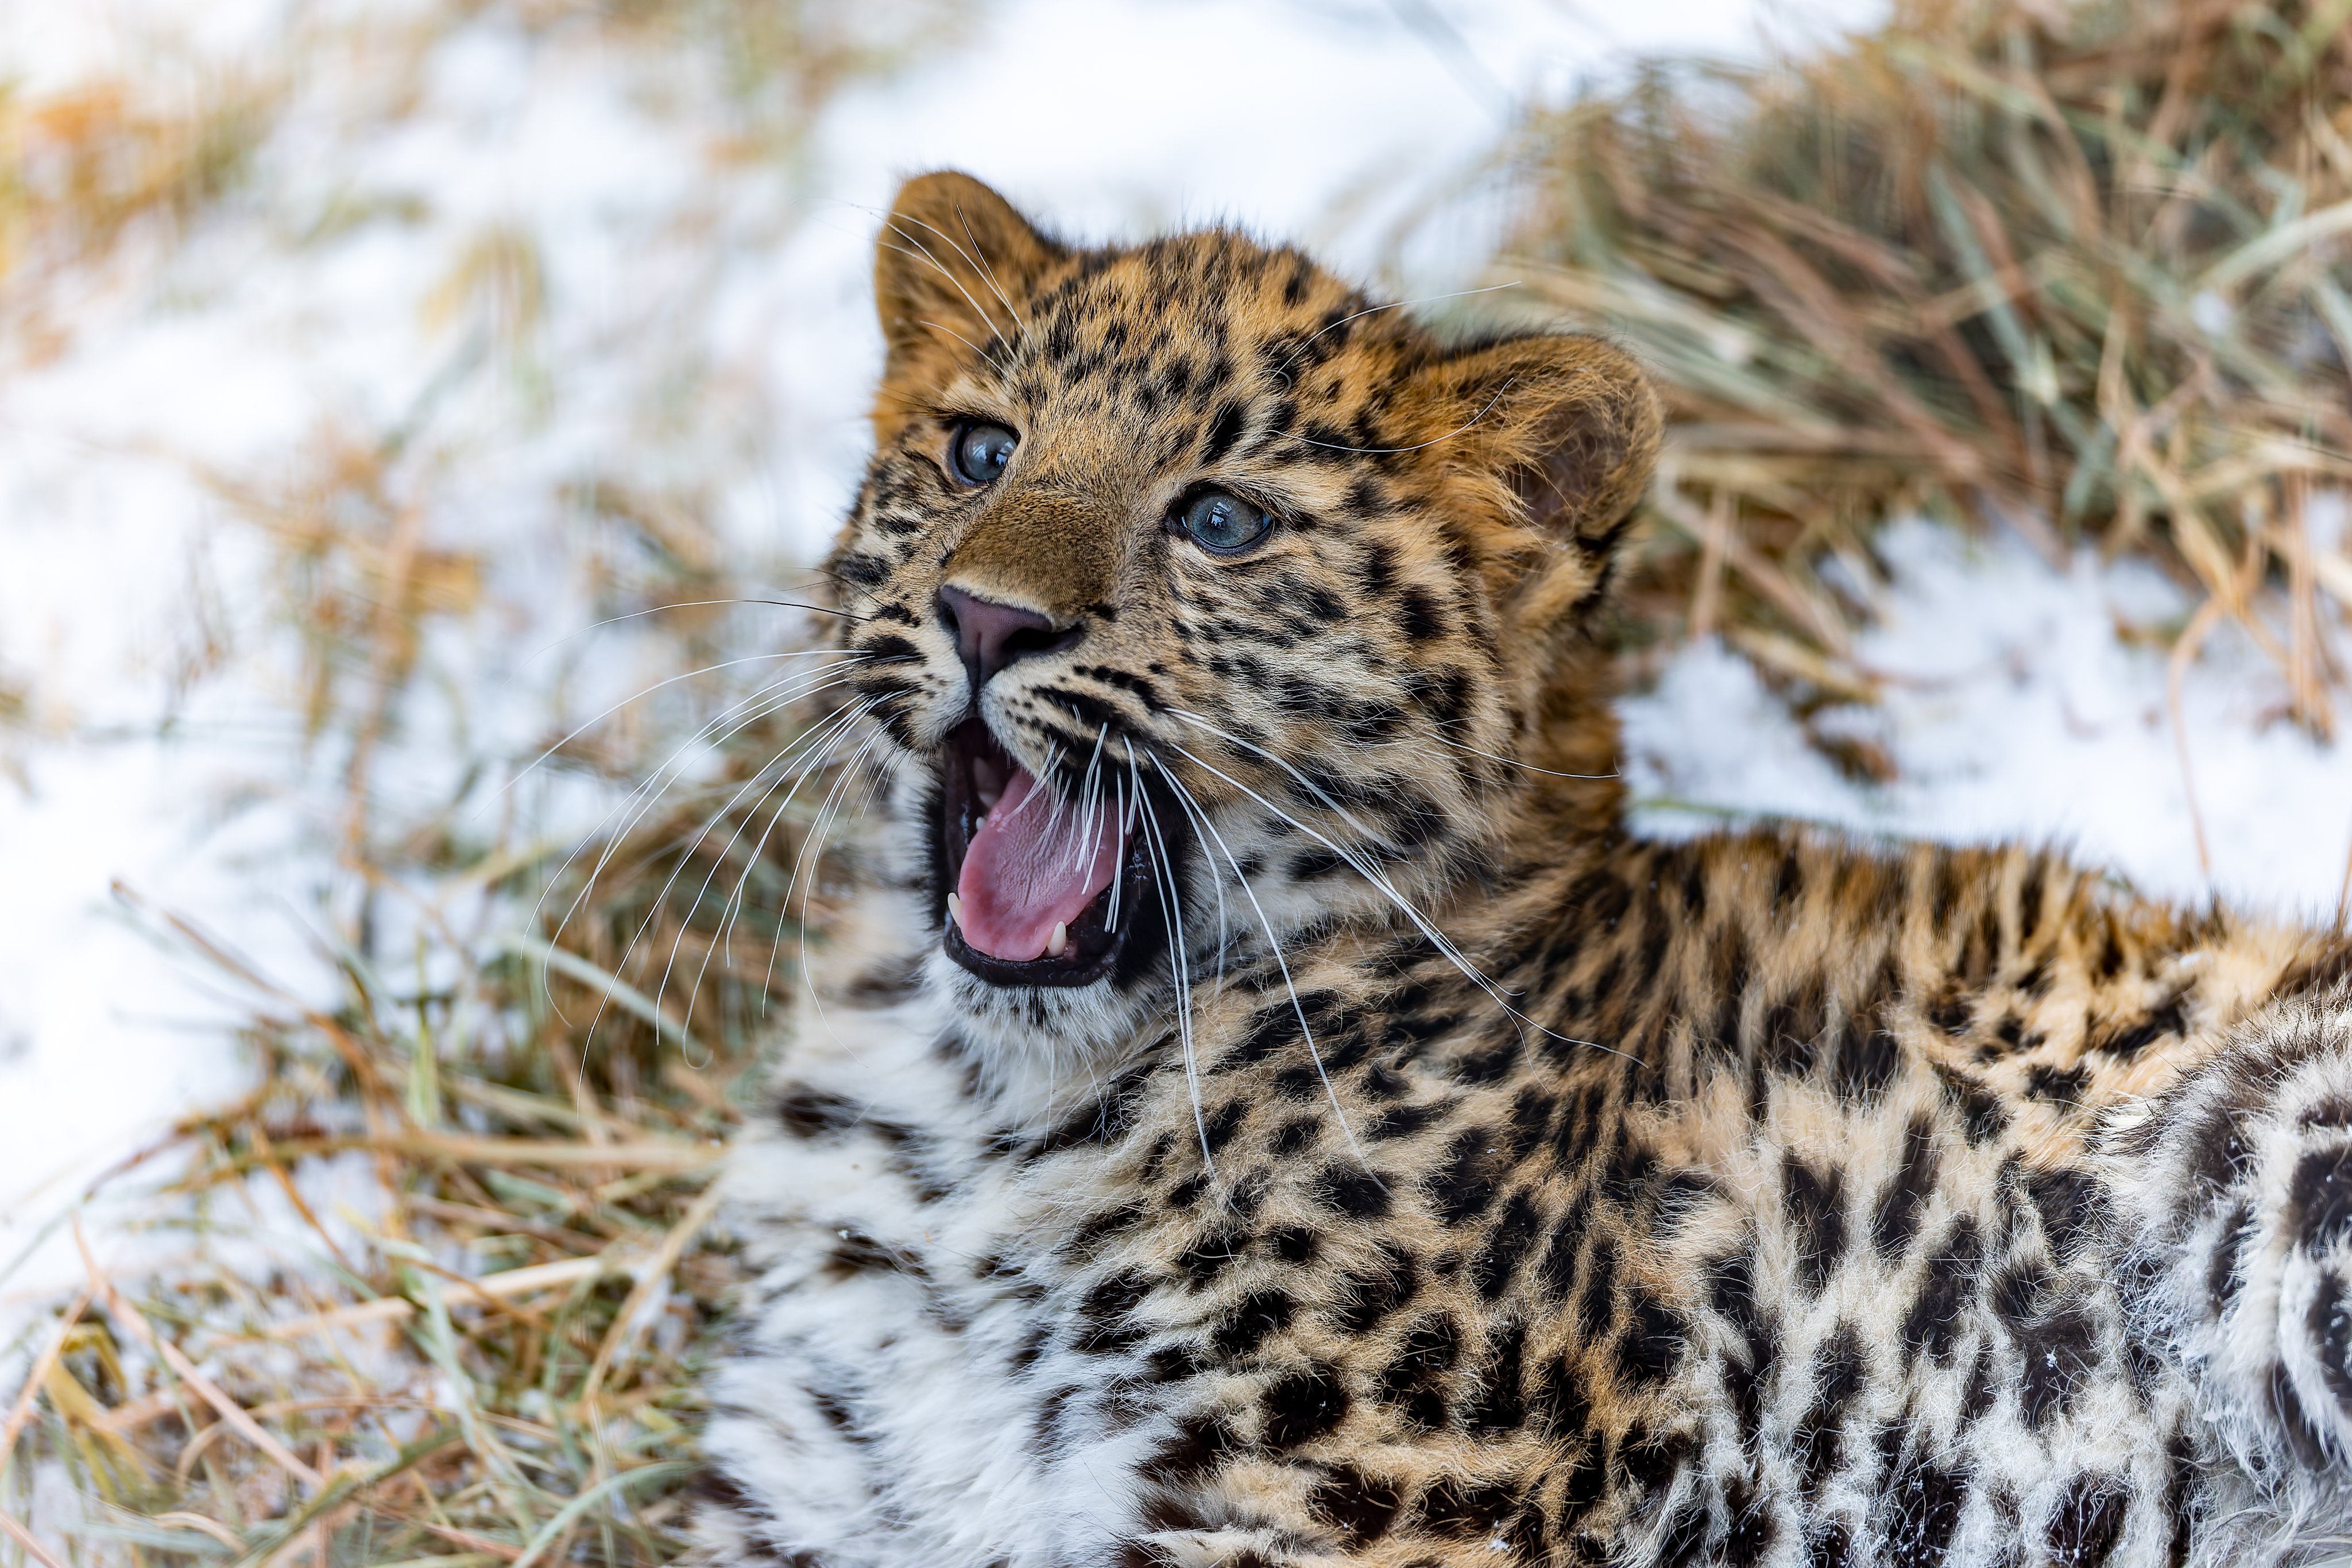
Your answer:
[2,0,2346,1331]
[1623,517,2352,921]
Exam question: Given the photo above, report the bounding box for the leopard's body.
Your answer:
[690,174,2352,1568]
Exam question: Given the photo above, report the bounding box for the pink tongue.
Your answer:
[955,766,1127,963]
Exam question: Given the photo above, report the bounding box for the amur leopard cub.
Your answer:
[690,172,2352,1567]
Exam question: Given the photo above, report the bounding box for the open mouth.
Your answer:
[938,719,1158,987]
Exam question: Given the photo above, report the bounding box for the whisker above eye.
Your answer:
[912,316,1018,382]
[876,221,1019,348]
[889,206,1031,343]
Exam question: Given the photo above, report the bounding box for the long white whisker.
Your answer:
[896,207,1030,343]
[1105,773,1131,932]
[680,695,895,1038]
[777,722,893,1006]
[882,224,1015,345]
[786,718,891,930]
[1167,728,1491,993]
[615,695,885,1049]
[1150,752,1367,1166]
[491,649,866,811]
[914,316,1017,381]
[736,725,881,1024]
[1163,730,1631,1064]
[527,661,872,1023]
[1150,756,1230,992]
[1074,723,1111,880]
[999,767,1056,827]
[1128,746,1212,1178]
[524,599,844,662]
[880,229,1018,377]
[537,661,874,950]
[542,652,869,885]
[783,761,889,1057]
[1035,741,1069,843]
[1426,727,1619,781]
[1165,707,1390,845]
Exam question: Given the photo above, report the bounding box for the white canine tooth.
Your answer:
[946,892,964,928]
[1047,921,1069,958]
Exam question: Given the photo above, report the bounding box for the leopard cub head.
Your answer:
[827,171,1659,1044]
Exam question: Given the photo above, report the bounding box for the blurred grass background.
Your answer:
[0,0,2347,1561]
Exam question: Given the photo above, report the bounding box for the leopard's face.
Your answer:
[825,174,1659,1050]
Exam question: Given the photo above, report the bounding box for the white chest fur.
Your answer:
[702,986,1179,1568]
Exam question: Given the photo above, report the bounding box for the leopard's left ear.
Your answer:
[1407,332,1662,619]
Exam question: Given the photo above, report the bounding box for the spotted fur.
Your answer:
[690,173,2352,1567]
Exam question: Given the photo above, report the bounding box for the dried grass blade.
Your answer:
[1689,489,1732,639]
[505,1461,692,1568]
[0,1286,90,1476]
[2199,196,2352,292]
[152,1511,247,1551]
[0,1507,68,1568]
[227,1426,462,1568]
[75,1225,324,1491]
[267,1253,631,1340]
[498,931,711,1060]
[578,1179,725,1406]
[191,1132,718,1184]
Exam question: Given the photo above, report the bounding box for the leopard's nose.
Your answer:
[937,585,1074,689]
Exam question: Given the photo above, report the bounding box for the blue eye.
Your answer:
[1177,489,1273,553]
[951,422,1018,485]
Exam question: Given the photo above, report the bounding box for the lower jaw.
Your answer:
[941,916,1125,988]
[937,809,1163,992]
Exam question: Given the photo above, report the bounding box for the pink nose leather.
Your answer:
[938,585,1063,688]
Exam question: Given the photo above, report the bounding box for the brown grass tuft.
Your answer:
[1500,0,2352,732]
[2,705,839,1562]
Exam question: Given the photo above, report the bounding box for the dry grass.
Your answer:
[1496,0,2352,749]
[3,730,825,1566]
[0,447,851,1561]
[0,380,848,1555]
[0,1,954,1561]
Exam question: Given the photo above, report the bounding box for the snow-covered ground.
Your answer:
[3,0,2347,1322]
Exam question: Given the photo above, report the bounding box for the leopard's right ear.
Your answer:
[874,172,1066,382]
[1398,330,1661,636]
